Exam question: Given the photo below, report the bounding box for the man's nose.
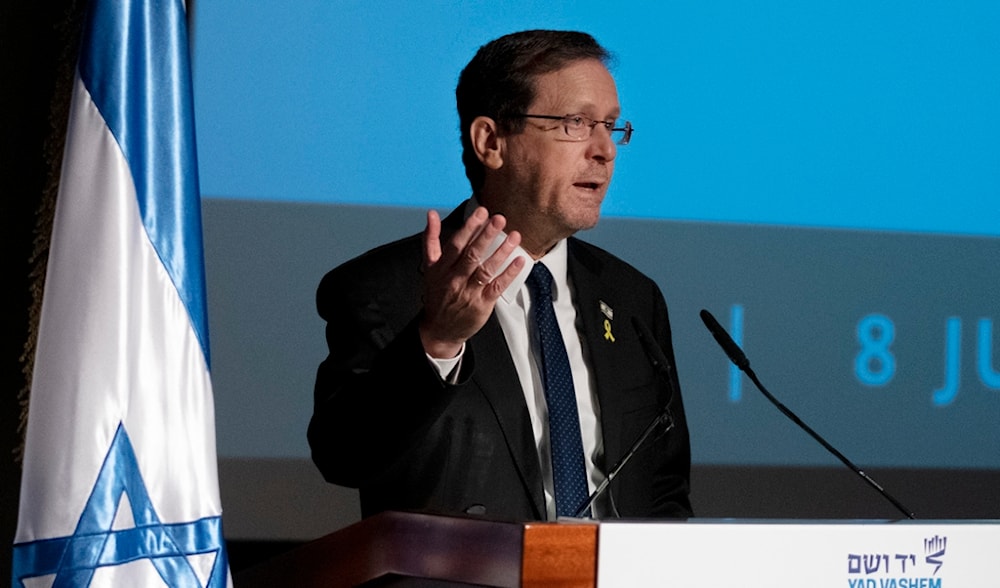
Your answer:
[587,125,617,162]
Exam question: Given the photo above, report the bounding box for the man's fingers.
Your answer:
[468,264,495,288]
[423,210,443,267]
[477,229,522,279]
[474,230,526,294]
[484,250,527,296]
[446,207,490,262]
[421,218,521,350]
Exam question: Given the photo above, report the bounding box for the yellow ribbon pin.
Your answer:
[603,319,615,342]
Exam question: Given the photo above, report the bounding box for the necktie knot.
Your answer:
[526,262,555,302]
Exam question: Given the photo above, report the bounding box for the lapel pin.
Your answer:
[600,301,613,320]
[600,301,615,342]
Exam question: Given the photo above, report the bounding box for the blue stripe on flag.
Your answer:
[78,0,211,367]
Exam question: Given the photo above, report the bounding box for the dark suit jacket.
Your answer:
[308,204,692,521]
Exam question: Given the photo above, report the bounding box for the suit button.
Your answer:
[464,504,487,515]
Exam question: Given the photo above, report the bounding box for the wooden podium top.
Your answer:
[235,511,598,587]
[235,513,999,587]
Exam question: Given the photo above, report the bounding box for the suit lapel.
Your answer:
[446,202,544,517]
[567,240,627,473]
[469,315,546,519]
[441,200,546,517]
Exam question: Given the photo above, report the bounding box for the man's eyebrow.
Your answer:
[560,103,621,120]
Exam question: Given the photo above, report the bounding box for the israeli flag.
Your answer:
[13,0,231,586]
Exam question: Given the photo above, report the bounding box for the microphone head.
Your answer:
[700,309,750,371]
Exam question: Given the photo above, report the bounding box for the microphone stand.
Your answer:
[700,309,917,520]
[572,317,681,518]
[573,408,674,518]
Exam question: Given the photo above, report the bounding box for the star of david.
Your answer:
[12,423,228,587]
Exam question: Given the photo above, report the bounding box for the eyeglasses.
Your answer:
[515,113,633,145]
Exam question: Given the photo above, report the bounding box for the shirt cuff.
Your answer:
[427,343,465,384]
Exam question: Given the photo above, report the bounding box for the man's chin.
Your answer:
[566,210,603,234]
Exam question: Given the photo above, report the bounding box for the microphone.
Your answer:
[699,309,916,519]
[700,309,749,371]
[573,317,677,518]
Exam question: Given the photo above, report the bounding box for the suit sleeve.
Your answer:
[647,280,694,518]
[306,248,474,489]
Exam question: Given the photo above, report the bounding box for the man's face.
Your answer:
[493,58,621,253]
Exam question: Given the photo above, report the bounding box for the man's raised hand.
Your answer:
[419,207,526,359]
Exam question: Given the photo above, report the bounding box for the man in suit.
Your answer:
[308,30,692,521]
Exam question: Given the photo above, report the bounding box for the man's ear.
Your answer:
[470,116,504,170]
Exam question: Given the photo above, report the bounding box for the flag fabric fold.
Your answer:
[13,0,231,586]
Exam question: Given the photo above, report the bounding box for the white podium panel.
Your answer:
[598,520,1000,587]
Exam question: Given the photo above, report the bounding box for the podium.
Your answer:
[235,511,597,587]
[236,512,999,587]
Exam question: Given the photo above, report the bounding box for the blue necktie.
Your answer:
[526,262,590,518]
